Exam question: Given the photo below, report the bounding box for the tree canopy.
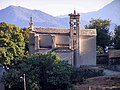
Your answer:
[85,19,111,53]
[0,22,28,65]
[1,52,74,90]
[114,25,120,49]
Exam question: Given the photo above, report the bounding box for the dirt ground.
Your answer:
[74,74,120,90]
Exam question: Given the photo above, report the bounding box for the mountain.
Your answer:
[57,0,120,30]
[0,5,92,28]
[0,0,119,29]
[81,0,120,25]
[0,5,70,28]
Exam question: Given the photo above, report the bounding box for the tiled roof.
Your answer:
[33,27,70,34]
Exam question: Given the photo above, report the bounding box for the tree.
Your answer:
[21,27,29,54]
[85,19,111,53]
[0,22,26,65]
[1,69,23,90]
[114,25,120,49]
[1,52,74,90]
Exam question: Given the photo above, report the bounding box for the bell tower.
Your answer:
[69,10,80,66]
[69,10,80,50]
[29,17,33,31]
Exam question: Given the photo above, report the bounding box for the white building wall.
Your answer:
[39,35,53,48]
[29,32,35,54]
[57,52,74,65]
[76,29,97,67]
[55,35,70,45]
[29,28,97,67]
[79,36,96,66]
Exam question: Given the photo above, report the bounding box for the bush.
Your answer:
[1,52,74,90]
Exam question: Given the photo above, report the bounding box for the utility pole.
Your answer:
[24,74,26,90]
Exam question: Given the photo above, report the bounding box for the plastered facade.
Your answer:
[29,11,97,67]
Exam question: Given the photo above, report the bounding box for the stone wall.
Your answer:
[109,50,120,65]
[97,54,108,65]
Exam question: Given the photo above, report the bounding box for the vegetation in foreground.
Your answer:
[1,52,104,90]
[0,22,29,65]
[1,52,74,90]
[0,19,120,90]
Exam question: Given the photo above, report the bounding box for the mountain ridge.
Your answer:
[58,0,120,26]
[81,0,120,25]
[0,0,119,31]
[0,5,69,28]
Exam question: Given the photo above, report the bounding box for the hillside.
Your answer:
[57,0,120,30]
[0,0,119,29]
[81,0,120,25]
[0,6,69,28]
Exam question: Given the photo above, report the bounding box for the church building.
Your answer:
[29,10,97,67]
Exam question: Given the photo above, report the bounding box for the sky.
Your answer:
[0,0,113,16]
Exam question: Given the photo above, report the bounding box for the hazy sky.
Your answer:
[0,0,113,16]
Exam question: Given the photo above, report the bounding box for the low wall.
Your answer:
[74,85,120,90]
[107,65,120,71]
[97,54,108,65]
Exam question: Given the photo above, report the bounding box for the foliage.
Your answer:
[114,25,120,49]
[20,27,29,54]
[1,52,74,90]
[1,69,23,90]
[0,22,29,65]
[96,46,104,54]
[85,18,111,53]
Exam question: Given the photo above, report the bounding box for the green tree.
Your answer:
[114,25,120,49]
[0,22,25,64]
[1,52,74,90]
[1,69,23,90]
[85,19,111,53]
[21,27,29,54]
